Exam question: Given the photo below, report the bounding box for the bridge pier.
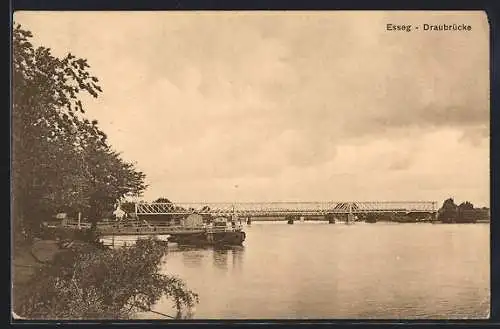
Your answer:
[325,213,336,224]
[365,214,377,223]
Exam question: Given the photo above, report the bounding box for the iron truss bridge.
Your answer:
[135,201,438,217]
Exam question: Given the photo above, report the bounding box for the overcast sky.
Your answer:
[14,11,490,206]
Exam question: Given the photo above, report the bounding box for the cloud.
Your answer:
[13,11,490,205]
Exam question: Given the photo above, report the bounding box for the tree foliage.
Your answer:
[120,201,137,214]
[458,201,474,210]
[12,25,199,321]
[438,198,480,223]
[437,198,458,223]
[153,197,173,204]
[12,24,147,236]
[14,238,199,319]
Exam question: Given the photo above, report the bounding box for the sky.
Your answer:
[14,11,490,206]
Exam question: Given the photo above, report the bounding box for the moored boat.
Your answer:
[90,214,246,246]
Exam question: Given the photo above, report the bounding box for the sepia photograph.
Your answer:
[11,11,490,320]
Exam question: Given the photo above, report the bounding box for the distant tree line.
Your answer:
[357,198,489,224]
[437,198,490,223]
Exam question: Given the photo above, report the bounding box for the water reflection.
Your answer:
[232,247,244,270]
[170,245,246,272]
[210,246,245,271]
[181,250,205,268]
[212,248,229,270]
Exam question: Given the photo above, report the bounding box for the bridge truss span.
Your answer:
[134,201,438,217]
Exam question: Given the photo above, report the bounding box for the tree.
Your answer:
[81,144,147,229]
[438,198,458,223]
[12,24,147,238]
[457,201,476,223]
[458,201,474,210]
[153,197,172,204]
[120,201,137,214]
[14,238,199,319]
[12,25,198,321]
[13,24,99,236]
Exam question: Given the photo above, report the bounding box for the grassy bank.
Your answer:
[12,232,198,320]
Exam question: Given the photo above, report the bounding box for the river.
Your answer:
[141,222,490,319]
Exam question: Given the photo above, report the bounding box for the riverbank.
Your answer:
[12,234,198,320]
[12,239,70,317]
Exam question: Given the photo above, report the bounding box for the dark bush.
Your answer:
[14,237,198,320]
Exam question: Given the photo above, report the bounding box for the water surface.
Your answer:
[145,222,490,319]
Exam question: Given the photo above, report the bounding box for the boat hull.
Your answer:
[169,230,246,246]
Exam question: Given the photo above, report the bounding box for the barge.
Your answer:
[63,214,246,246]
